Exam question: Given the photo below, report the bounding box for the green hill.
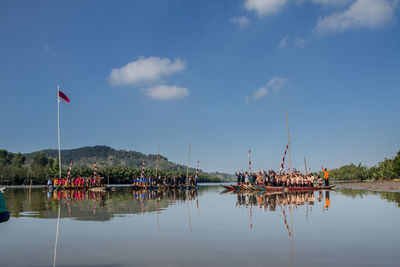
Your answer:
[24,145,232,179]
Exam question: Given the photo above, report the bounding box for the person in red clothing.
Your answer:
[321,167,329,186]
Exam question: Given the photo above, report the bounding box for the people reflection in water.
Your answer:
[318,191,323,202]
[132,188,198,202]
[48,189,106,202]
[46,187,198,203]
[323,191,330,211]
[0,191,10,223]
[236,191,315,210]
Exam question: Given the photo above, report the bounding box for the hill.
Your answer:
[24,145,233,180]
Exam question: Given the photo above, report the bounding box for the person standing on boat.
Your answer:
[47,177,53,188]
[244,172,250,185]
[321,167,329,186]
[251,173,257,185]
[236,172,241,185]
[262,170,267,185]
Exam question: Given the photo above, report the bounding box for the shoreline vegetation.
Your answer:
[314,150,400,182]
[1,147,399,186]
[0,146,233,185]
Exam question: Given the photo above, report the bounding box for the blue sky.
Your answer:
[0,0,399,173]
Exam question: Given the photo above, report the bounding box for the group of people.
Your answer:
[235,167,330,187]
[132,175,197,187]
[47,176,105,189]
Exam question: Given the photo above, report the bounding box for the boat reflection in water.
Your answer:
[234,189,331,267]
[6,187,200,222]
[235,191,316,210]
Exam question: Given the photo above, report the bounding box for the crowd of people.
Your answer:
[132,175,197,187]
[235,167,329,187]
[45,174,199,190]
[46,176,105,189]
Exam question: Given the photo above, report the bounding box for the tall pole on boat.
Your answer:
[57,85,62,179]
[155,144,160,177]
[286,111,291,174]
[248,149,251,173]
[186,143,191,185]
[304,157,308,175]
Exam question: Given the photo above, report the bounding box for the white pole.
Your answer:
[286,111,291,174]
[57,85,62,179]
[156,144,160,177]
[186,143,191,186]
[53,202,61,267]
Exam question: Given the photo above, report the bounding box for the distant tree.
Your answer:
[0,149,13,166]
[32,152,49,167]
[12,153,25,168]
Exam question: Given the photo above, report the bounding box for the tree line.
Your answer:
[2,149,399,185]
[0,150,224,185]
[317,150,400,181]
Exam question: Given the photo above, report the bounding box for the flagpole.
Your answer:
[304,157,308,175]
[286,111,291,174]
[186,143,191,186]
[57,85,62,179]
[155,144,160,177]
[248,150,251,173]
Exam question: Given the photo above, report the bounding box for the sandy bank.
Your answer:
[337,180,400,193]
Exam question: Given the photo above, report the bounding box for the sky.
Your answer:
[0,0,399,173]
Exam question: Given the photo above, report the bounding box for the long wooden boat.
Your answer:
[129,185,198,191]
[222,184,335,192]
[43,185,111,192]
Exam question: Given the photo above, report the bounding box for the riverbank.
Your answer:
[336,180,400,193]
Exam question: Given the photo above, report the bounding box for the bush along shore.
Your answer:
[0,150,227,185]
[314,150,400,182]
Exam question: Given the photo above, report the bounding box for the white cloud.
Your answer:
[230,16,250,29]
[245,0,288,16]
[252,77,288,100]
[143,84,189,100]
[311,0,352,6]
[316,0,398,34]
[278,36,289,48]
[278,36,309,48]
[109,57,186,85]
[253,87,269,100]
[294,36,309,47]
[266,77,289,91]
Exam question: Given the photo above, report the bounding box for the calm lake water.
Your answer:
[1,185,400,267]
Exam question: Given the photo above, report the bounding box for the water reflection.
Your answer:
[235,191,317,210]
[339,188,400,207]
[4,187,200,221]
[1,186,400,267]
[234,190,331,267]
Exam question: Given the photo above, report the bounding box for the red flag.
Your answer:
[59,90,70,103]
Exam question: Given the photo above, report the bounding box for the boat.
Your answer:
[222,184,335,192]
[43,185,111,192]
[129,184,198,191]
[90,187,107,192]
